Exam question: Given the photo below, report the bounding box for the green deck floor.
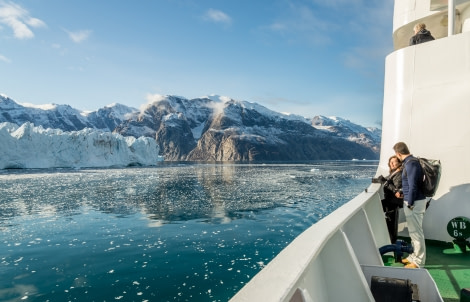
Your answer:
[426,242,470,302]
[384,240,470,302]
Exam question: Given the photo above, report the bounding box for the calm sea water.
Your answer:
[0,161,377,302]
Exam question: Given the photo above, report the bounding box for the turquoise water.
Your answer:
[0,161,377,301]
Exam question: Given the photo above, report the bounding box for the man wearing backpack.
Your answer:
[393,142,426,268]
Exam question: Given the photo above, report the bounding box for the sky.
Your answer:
[0,0,394,128]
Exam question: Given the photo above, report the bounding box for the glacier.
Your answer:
[0,122,163,169]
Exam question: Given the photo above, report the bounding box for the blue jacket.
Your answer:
[402,155,425,206]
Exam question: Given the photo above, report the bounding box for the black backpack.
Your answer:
[406,157,442,197]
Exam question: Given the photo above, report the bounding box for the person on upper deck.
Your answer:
[393,142,426,269]
[409,23,435,46]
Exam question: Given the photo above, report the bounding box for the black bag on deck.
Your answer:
[371,276,420,302]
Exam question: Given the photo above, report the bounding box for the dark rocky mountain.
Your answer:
[0,94,381,161]
[115,95,380,160]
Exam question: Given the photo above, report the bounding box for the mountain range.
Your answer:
[0,94,381,161]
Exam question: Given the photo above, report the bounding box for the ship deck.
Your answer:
[384,240,470,302]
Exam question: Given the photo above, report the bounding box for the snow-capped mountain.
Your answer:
[311,115,381,153]
[115,95,380,160]
[0,94,381,161]
[84,103,139,132]
[0,94,138,132]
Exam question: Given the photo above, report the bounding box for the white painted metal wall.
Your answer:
[379,31,470,242]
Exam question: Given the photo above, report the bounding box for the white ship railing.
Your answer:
[230,182,442,301]
[230,183,385,301]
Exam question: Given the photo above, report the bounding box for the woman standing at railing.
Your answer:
[376,155,403,243]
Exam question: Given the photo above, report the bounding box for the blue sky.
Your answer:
[0,0,394,127]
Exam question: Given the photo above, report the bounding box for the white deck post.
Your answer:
[448,0,455,36]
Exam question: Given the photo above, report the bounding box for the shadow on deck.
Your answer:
[384,240,470,302]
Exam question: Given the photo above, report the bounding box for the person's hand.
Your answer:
[405,201,414,210]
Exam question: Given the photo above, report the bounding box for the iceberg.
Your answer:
[0,122,163,169]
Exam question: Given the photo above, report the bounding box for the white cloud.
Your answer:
[339,0,394,75]
[0,53,11,63]
[0,1,46,39]
[204,9,231,24]
[206,98,227,116]
[264,3,332,45]
[310,0,364,9]
[27,17,44,27]
[146,93,167,103]
[141,94,167,112]
[268,23,287,32]
[65,29,92,43]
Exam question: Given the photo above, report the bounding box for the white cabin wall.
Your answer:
[378,46,416,174]
[380,31,470,241]
[461,5,470,32]
[394,0,470,32]
[393,0,432,32]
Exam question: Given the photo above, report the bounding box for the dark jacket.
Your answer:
[402,155,426,206]
[409,29,435,46]
[383,170,403,207]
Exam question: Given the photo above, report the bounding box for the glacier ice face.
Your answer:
[0,122,163,169]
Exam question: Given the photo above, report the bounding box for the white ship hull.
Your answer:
[231,0,470,300]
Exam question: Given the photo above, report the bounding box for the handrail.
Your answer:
[450,0,456,35]
[230,183,388,301]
